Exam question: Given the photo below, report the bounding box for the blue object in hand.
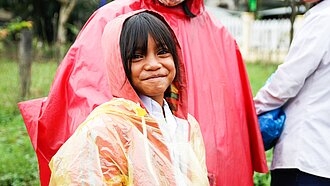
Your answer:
[258,108,286,151]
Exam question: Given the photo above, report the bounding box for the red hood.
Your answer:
[101,10,188,119]
[141,0,204,17]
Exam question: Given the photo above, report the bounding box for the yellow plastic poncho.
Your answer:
[49,98,209,185]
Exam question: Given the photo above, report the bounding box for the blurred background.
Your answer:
[0,0,313,185]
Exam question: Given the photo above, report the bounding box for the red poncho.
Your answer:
[19,0,267,185]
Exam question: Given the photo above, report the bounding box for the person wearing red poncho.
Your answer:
[18,0,267,185]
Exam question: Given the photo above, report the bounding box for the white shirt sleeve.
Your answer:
[254,10,330,115]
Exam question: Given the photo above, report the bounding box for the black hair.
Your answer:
[120,12,180,84]
[182,1,196,18]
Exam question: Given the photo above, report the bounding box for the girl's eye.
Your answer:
[158,48,170,56]
[132,53,144,62]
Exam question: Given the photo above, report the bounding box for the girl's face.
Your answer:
[130,34,176,106]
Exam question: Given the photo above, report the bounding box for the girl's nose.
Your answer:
[144,56,162,70]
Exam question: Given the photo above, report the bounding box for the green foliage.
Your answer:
[66,23,80,37]
[0,0,60,42]
[0,20,33,44]
[0,37,70,61]
[0,58,57,185]
[246,62,278,96]
[1,0,101,43]
[6,21,33,33]
[32,39,71,61]
[253,151,274,186]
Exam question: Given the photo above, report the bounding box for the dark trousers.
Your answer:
[271,169,330,186]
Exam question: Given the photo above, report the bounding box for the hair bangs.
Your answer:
[145,15,176,53]
[120,16,149,76]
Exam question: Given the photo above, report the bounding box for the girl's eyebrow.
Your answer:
[134,46,143,52]
[154,41,167,48]
[158,45,168,49]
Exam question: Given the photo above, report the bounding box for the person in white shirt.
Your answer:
[254,0,330,185]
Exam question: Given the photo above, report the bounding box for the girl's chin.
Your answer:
[140,87,167,97]
[142,81,170,89]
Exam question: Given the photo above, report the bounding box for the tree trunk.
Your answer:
[56,0,77,61]
[289,0,297,45]
[19,28,33,99]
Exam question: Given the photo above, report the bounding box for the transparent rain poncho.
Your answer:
[49,98,209,185]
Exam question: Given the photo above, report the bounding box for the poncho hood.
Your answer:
[101,10,188,119]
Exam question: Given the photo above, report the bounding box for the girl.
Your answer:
[49,11,209,186]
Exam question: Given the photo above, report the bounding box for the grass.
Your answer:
[246,62,278,96]
[0,58,278,185]
[0,58,57,186]
[246,62,278,186]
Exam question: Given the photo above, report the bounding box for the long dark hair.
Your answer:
[119,12,180,84]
